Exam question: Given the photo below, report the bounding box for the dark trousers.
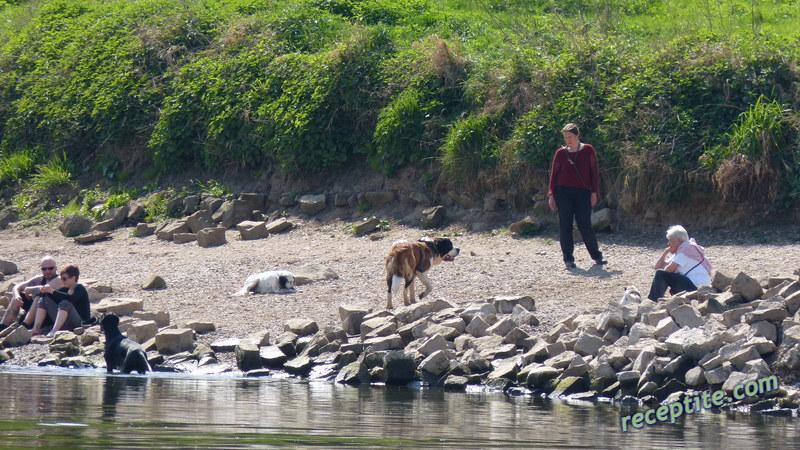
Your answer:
[554,185,602,263]
[648,269,697,301]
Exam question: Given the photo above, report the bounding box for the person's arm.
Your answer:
[588,145,600,206]
[654,247,672,270]
[548,149,561,210]
[663,261,680,273]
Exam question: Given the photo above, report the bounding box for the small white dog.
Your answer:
[619,286,642,306]
[234,270,296,295]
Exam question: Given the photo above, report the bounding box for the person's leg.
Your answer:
[554,186,577,265]
[573,189,603,262]
[31,297,58,334]
[648,270,697,301]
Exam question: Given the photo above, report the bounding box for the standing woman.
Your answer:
[548,123,607,269]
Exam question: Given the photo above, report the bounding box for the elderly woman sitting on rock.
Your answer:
[648,225,713,301]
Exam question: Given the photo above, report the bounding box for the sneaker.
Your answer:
[565,261,577,269]
[594,258,608,265]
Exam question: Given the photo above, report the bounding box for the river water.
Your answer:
[0,367,797,448]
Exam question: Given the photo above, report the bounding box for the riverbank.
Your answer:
[1,220,800,413]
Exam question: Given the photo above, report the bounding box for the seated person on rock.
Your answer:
[32,265,91,337]
[648,225,713,301]
[0,256,63,331]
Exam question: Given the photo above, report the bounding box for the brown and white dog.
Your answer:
[385,237,460,309]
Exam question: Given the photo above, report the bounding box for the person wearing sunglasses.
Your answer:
[33,265,91,337]
[0,256,63,331]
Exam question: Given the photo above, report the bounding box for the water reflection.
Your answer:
[0,367,797,448]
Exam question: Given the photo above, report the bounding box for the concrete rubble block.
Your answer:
[440,317,467,333]
[185,209,214,234]
[684,366,706,386]
[155,329,195,355]
[488,295,535,313]
[712,271,734,291]
[486,317,516,337]
[654,317,680,338]
[573,333,606,357]
[360,316,396,337]
[284,356,313,375]
[197,227,227,247]
[745,301,789,324]
[394,302,433,324]
[235,341,262,372]
[298,194,327,215]
[284,318,319,336]
[214,199,254,228]
[700,354,724,370]
[237,221,268,240]
[171,233,197,244]
[186,321,216,334]
[155,220,190,241]
[726,345,762,370]
[723,305,754,327]
[670,304,705,329]
[749,320,777,342]
[141,274,166,290]
[128,320,159,343]
[364,335,405,352]
[353,217,380,236]
[418,334,448,357]
[465,316,489,338]
[730,272,764,302]
[704,362,733,384]
[785,291,800,316]
[418,323,459,341]
[96,298,144,315]
[383,351,416,385]
[133,311,170,328]
[748,336,777,355]
[340,306,370,335]
[628,323,656,345]
[459,302,497,324]
[718,292,745,307]
[783,326,800,348]
[664,327,722,360]
[616,370,640,386]
[597,305,625,332]
[504,327,530,348]
[265,217,293,234]
[419,350,452,376]
[721,371,760,394]
[133,223,156,237]
[543,351,578,370]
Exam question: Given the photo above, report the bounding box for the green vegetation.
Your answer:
[0,0,798,218]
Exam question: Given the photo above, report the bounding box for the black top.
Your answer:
[49,284,91,322]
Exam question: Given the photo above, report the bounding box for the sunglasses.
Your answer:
[60,276,70,281]
[41,266,55,271]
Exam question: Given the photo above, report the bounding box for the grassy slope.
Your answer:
[0,0,798,223]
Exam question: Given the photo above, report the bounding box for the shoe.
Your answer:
[594,258,608,265]
[565,261,577,269]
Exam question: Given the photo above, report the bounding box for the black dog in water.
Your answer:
[100,313,151,374]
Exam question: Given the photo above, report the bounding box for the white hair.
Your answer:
[666,225,688,242]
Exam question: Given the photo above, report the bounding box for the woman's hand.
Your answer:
[591,192,598,206]
[548,196,556,211]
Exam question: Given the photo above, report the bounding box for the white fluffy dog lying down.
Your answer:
[234,270,296,295]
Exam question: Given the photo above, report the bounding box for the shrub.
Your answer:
[0,148,37,186]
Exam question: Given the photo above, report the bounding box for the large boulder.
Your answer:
[383,351,416,385]
[0,260,18,275]
[237,221,268,240]
[730,272,764,301]
[59,214,93,237]
[298,195,327,215]
[155,329,195,354]
[197,227,227,248]
[213,200,253,228]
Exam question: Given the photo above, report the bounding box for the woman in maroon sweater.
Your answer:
[548,123,607,269]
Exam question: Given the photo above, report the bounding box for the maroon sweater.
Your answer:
[548,143,600,197]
